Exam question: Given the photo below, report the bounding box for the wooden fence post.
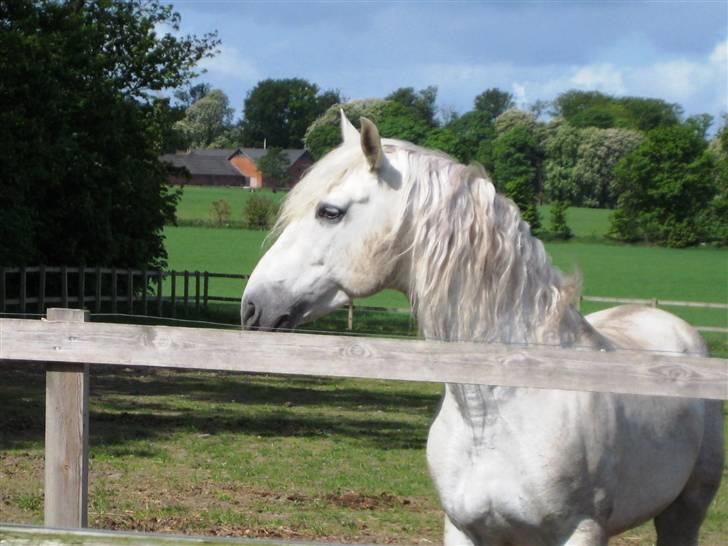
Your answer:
[61,266,68,308]
[347,303,354,331]
[111,268,118,314]
[195,271,201,314]
[203,272,209,310]
[127,269,134,313]
[156,271,163,316]
[44,308,89,529]
[142,270,149,316]
[170,271,177,318]
[95,267,102,314]
[78,266,85,311]
[38,265,46,314]
[0,266,5,313]
[19,266,27,314]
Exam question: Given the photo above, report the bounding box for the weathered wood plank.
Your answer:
[0,524,334,545]
[44,309,89,528]
[1,316,726,400]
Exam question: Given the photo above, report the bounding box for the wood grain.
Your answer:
[43,309,89,528]
[1,315,726,400]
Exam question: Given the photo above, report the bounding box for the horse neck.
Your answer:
[402,167,578,346]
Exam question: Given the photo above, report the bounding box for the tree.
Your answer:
[609,125,717,247]
[442,110,496,165]
[474,88,515,123]
[386,86,438,127]
[572,128,643,208]
[175,89,234,148]
[174,82,211,109]
[552,90,681,131]
[303,99,431,159]
[543,124,582,204]
[240,78,340,148]
[257,147,290,189]
[548,201,572,240]
[0,0,218,268]
[491,125,543,232]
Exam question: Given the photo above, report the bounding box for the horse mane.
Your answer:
[385,142,581,345]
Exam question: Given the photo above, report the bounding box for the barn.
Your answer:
[161,148,314,189]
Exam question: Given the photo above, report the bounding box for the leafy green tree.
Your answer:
[442,110,496,165]
[175,89,234,148]
[257,147,290,189]
[474,88,515,123]
[0,0,217,268]
[700,116,728,245]
[241,78,340,148]
[543,124,582,204]
[303,99,431,159]
[492,125,542,232]
[386,85,438,127]
[548,201,572,240]
[609,125,717,247]
[423,128,461,157]
[552,90,681,131]
[572,128,643,208]
[174,82,211,109]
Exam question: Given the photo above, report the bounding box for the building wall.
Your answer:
[287,155,315,188]
[167,174,247,187]
[230,156,262,189]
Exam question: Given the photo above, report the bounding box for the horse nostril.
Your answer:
[242,299,260,329]
[272,314,291,331]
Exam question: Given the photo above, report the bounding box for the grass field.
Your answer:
[173,186,287,226]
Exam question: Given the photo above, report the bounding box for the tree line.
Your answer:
[184,80,727,248]
[1,1,725,275]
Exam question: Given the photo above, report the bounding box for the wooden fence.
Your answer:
[0,266,725,333]
[0,266,248,317]
[0,309,726,544]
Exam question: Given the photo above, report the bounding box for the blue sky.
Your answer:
[167,0,727,125]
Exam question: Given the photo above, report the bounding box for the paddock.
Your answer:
[0,308,726,544]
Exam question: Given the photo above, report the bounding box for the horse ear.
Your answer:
[340,109,359,145]
[360,117,382,171]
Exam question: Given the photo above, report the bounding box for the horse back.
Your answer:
[585,304,708,356]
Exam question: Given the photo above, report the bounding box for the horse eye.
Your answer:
[316,204,345,222]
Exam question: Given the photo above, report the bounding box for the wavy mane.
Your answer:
[385,143,580,345]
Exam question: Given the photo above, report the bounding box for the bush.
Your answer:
[548,201,573,240]
[209,199,231,226]
[243,194,278,230]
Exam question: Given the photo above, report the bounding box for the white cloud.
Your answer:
[512,82,527,108]
[198,46,260,83]
[709,39,728,65]
[569,64,626,95]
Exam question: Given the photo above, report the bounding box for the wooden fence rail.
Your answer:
[0,310,726,544]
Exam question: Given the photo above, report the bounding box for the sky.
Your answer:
[166,0,728,126]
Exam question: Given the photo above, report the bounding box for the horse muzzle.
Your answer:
[241,288,302,332]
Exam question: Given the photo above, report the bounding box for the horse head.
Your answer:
[241,113,407,331]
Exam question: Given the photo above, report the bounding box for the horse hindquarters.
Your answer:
[653,399,724,546]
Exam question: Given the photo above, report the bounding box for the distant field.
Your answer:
[163,225,727,328]
[173,186,286,224]
[173,185,613,237]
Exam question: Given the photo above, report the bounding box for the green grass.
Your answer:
[173,186,286,225]
[162,225,727,329]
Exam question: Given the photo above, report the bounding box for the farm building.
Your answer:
[161,148,314,189]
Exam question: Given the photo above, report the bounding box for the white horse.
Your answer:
[241,112,723,545]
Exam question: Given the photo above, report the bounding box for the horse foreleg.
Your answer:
[443,514,476,546]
